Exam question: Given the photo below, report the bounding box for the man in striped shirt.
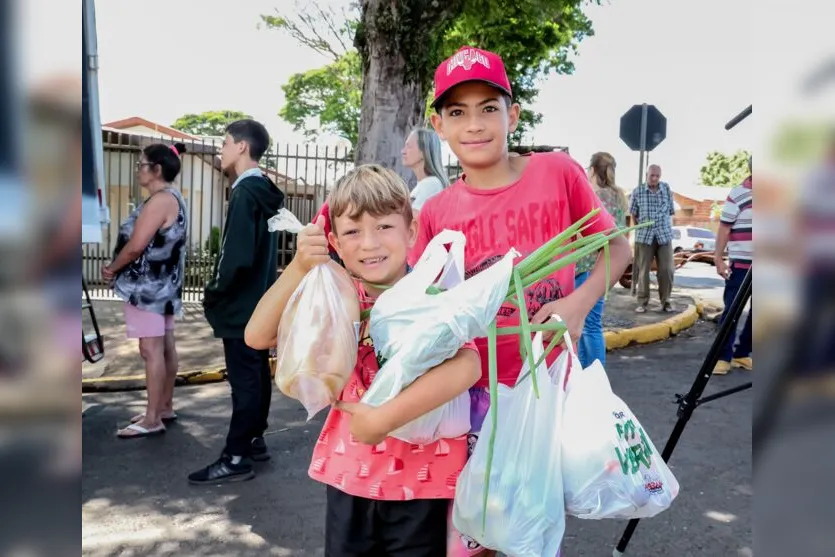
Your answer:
[713,157,752,375]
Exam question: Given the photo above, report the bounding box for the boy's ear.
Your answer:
[407,216,419,248]
[327,231,341,258]
[430,112,445,141]
[507,103,521,135]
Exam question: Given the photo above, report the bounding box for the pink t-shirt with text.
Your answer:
[409,151,616,388]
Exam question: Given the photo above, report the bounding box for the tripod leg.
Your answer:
[614,269,751,554]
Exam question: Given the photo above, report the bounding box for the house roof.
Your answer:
[103,116,198,140]
[674,185,732,203]
[100,119,337,198]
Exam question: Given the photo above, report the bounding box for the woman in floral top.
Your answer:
[575,152,628,368]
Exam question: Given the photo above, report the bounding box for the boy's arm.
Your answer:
[245,215,331,349]
[337,346,481,445]
[244,260,306,349]
[204,188,257,300]
[532,161,630,341]
[569,235,631,315]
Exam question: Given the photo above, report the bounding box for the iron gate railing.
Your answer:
[83,129,566,302]
[82,131,354,302]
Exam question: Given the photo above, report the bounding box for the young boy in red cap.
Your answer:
[413,46,632,556]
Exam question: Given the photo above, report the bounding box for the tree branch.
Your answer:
[260,3,357,62]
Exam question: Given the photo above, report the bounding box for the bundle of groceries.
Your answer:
[271,208,677,553]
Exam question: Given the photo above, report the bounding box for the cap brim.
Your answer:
[431,79,512,109]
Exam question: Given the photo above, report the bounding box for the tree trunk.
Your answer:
[354,0,428,186]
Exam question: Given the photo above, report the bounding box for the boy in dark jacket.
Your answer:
[189,119,284,484]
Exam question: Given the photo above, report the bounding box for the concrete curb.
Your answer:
[83,302,704,393]
[605,303,702,351]
[82,367,230,393]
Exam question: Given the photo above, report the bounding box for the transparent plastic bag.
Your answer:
[452,332,567,557]
[561,354,680,520]
[269,209,360,420]
[361,230,516,444]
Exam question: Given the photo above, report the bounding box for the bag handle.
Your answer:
[548,314,582,390]
[407,229,466,291]
[267,208,306,234]
[549,314,576,358]
[427,229,466,289]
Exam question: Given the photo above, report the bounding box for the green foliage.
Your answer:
[442,0,595,144]
[171,110,253,137]
[172,110,279,169]
[699,150,752,187]
[205,226,221,255]
[279,51,362,146]
[264,0,597,144]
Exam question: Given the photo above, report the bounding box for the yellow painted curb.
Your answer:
[82,367,228,392]
[85,304,701,391]
[604,303,700,351]
[667,304,699,335]
[83,359,279,392]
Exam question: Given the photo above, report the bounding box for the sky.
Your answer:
[30,0,754,194]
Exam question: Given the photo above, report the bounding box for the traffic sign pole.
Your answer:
[637,103,648,188]
[632,105,648,295]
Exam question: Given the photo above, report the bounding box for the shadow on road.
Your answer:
[82,385,327,556]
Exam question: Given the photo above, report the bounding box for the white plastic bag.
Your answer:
[269,209,361,420]
[561,349,680,520]
[452,332,567,557]
[361,229,517,444]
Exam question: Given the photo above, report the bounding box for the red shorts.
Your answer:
[124,303,175,339]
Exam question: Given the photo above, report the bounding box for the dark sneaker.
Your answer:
[188,455,254,485]
[251,437,271,462]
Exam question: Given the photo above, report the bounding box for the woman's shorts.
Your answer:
[124,303,175,339]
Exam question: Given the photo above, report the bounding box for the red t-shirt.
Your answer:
[408,152,616,388]
[309,281,474,501]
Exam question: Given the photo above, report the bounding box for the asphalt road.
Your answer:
[80,318,752,557]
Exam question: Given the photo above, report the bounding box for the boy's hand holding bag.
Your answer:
[268,209,361,420]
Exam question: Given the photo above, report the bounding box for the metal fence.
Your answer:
[83,130,567,303]
[82,130,354,302]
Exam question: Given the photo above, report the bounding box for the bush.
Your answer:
[205,226,221,256]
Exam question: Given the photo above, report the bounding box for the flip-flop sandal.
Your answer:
[117,423,166,439]
[130,412,178,424]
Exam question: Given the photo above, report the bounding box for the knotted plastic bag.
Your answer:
[360,229,516,443]
[269,209,360,420]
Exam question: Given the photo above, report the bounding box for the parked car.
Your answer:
[672,226,716,253]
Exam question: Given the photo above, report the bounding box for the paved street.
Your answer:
[82,320,752,557]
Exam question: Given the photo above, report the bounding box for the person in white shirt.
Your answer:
[401,128,449,210]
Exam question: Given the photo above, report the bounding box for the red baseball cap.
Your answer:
[431,46,512,109]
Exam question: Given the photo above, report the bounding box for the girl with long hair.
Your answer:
[574,152,628,368]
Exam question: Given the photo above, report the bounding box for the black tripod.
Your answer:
[613,105,753,556]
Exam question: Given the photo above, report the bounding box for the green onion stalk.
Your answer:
[357,209,652,532]
[476,211,652,531]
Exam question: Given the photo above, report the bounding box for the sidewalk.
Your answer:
[82,285,697,387]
